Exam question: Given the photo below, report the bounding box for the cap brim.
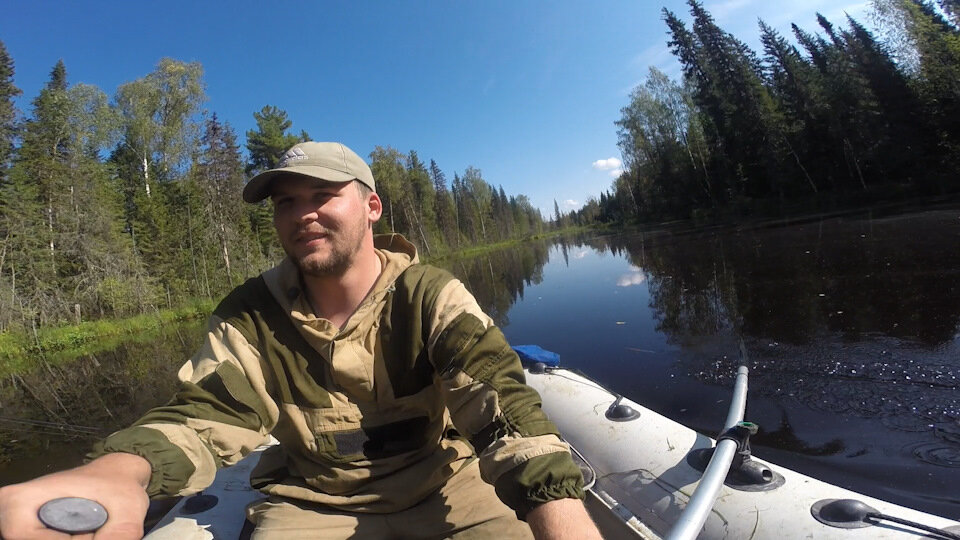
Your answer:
[242,166,358,203]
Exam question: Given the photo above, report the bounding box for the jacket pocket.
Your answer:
[304,406,433,464]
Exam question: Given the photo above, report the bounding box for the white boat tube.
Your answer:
[666,365,748,540]
[525,364,960,538]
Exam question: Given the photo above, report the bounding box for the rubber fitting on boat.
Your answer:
[739,460,774,484]
[528,362,547,374]
[605,396,641,422]
[810,499,877,529]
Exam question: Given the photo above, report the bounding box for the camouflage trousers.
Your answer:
[246,460,534,539]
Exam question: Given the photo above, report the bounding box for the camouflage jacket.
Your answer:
[91,234,583,518]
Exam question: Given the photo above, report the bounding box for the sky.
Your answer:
[0,0,870,215]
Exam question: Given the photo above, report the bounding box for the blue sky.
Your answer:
[1,0,868,214]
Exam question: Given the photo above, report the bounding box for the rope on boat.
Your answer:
[0,415,103,435]
[866,512,960,540]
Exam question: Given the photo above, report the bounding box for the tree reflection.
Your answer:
[437,237,551,327]
[607,211,960,347]
[753,410,845,457]
[0,321,204,482]
[601,210,960,436]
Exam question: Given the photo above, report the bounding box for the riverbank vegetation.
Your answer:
[585,0,960,224]
[0,46,552,336]
[0,300,212,376]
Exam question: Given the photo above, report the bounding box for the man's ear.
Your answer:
[367,192,383,223]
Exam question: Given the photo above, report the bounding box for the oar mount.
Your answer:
[686,420,784,491]
[605,395,641,422]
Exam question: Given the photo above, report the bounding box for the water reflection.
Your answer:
[751,410,845,456]
[536,209,960,517]
[440,237,553,327]
[608,210,960,347]
[598,210,960,434]
[0,323,204,483]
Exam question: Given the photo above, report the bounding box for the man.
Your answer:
[0,142,602,539]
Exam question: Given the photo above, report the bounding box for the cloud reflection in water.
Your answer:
[617,266,647,287]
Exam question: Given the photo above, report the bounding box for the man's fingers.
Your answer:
[93,497,147,540]
[0,517,73,540]
[0,497,67,540]
[0,453,151,539]
[92,518,143,540]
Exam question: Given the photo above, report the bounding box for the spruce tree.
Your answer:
[429,159,458,249]
[760,20,833,192]
[938,0,960,26]
[897,0,960,176]
[0,40,19,183]
[196,114,259,290]
[244,105,309,175]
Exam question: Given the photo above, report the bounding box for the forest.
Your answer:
[0,51,549,334]
[584,0,960,223]
[3,0,958,336]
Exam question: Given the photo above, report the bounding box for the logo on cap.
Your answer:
[278,147,308,168]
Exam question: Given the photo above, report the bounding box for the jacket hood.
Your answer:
[261,233,420,331]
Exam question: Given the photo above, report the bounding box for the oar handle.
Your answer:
[38,497,108,534]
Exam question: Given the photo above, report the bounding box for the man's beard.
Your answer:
[296,247,353,277]
[290,224,365,278]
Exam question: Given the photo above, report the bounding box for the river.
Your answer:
[1,203,958,520]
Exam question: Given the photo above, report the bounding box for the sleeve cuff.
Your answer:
[87,425,198,498]
[492,451,585,519]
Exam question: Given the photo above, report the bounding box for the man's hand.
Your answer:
[526,498,602,540]
[0,453,152,539]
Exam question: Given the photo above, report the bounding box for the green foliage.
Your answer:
[245,105,309,175]
[0,51,546,337]
[195,114,267,290]
[370,147,543,256]
[602,0,960,224]
[0,300,213,376]
[0,40,19,182]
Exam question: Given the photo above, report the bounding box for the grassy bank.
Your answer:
[0,300,214,376]
[425,226,600,263]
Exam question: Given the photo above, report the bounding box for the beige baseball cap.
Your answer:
[242,141,375,203]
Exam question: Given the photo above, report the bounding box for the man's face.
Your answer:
[271,176,377,277]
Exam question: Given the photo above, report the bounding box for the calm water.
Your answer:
[492,207,960,520]
[2,205,958,519]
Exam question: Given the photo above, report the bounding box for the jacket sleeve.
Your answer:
[426,278,584,519]
[87,315,279,498]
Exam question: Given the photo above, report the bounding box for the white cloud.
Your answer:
[617,270,647,287]
[573,250,589,259]
[592,157,622,170]
[562,199,578,209]
[608,168,623,178]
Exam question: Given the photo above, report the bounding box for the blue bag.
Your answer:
[511,345,560,367]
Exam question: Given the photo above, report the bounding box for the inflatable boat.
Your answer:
[43,347,960,539]
[524,363,960,539]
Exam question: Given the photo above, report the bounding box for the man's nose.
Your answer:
[293,203,320,224]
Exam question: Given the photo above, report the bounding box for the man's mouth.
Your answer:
[296,231,330,245]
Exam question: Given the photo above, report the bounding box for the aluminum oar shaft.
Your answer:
[666,364,749,540]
